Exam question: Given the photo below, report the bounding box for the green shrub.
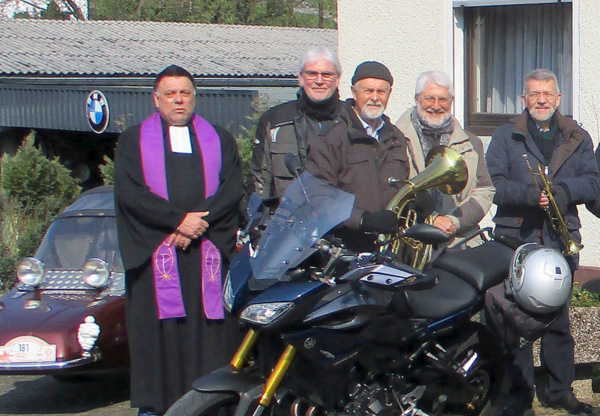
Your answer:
[99,154,115,185]
[0,132,81,290]
[236,98,268,200]
[571,285,600,307]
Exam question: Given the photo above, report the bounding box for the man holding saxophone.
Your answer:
[486,68,599,415]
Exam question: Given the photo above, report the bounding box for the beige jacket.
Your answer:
[395,108,495,242]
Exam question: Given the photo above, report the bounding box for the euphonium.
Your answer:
[378,146,468,269]
[523,155,583,256]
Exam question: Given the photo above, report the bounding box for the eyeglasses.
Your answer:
[526,91,558,100]
[156,89,196,99]
[420,96,452,106]
[302,70,337,81]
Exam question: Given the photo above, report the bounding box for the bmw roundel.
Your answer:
[86,90,110,133]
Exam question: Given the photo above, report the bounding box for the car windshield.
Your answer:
[35,216,123,272]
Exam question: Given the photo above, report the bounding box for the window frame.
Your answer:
[457,0,574,136]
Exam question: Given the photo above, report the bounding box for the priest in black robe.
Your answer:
[114,65,244,416]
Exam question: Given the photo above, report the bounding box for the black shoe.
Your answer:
[539,392,593,414]
[502,396,534,416]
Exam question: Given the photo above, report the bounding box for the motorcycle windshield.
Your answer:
[250,173,355,287]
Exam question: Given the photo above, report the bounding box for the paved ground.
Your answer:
[0,372,135,415]
[2,373,600,415]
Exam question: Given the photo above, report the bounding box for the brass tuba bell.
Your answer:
[378,145,468,268]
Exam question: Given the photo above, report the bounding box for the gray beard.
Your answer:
[418,108,452,128]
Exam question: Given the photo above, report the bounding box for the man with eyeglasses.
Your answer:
[114,65,243,416]
[305,61,410,252]
[486,68,599,415]
[395,70,494,243]
[251,46,344,200]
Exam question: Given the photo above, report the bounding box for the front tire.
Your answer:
[165,391,239,416]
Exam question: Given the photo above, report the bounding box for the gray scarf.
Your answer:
[410,107,455,214]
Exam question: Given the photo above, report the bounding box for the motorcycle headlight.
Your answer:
[82,258,110,288]
[240,302,294,325]
[17,257,45,287]
[223,272,233,313]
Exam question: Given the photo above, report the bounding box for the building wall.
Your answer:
[338,0,600,268]
[577,0,600,268]
[0,83,258,138]
[337,0,449,121]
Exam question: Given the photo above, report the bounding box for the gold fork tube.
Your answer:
[230,329,259,371]
[258,345,297,407]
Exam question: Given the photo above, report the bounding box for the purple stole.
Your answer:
[139,112,224,320]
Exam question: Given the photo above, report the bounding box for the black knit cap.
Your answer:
[351,61,393,86]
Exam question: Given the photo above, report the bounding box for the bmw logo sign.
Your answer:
[86,90,110,133]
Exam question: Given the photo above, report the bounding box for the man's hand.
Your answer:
[433,215,457,236]
[177,211,210,239]
[525,184,544,208]
[166,233,193,250]
[550,185,569,215]
[539,192,550,209]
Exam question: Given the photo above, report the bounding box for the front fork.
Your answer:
[231,329,297,415]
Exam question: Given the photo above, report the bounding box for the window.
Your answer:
[463,2,572,135]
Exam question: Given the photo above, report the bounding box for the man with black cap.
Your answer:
[305,61,410,251]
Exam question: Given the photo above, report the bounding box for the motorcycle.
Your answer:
[165,171,518,416]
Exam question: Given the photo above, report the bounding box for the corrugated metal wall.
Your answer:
[0,84,258,137]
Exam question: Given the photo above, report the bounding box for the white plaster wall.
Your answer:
[575,0,600,268]
[337,0,449,122]
[338,0,600,268]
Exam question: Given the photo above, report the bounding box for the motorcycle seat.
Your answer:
[431,240,514,292]
[403,267,479,319]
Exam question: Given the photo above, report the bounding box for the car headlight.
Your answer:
[83,258,110,288]
[240,302,294,325]
[17,257,45,287]
[223,272,233,313]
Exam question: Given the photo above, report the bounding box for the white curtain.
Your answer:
[472,3,572,115]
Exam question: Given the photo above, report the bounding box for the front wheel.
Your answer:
[165,391,239,416]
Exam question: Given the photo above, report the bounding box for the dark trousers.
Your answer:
[508,301,574,402]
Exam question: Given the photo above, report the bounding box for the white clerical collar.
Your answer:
[169,125,193,154]
[357,115,385,141]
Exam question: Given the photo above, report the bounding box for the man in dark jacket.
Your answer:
[486,68,599,416]
[251,46,344,199]
[306,61,409,251]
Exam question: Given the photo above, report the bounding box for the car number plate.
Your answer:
[0,336,57,363]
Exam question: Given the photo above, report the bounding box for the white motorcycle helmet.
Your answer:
[509,243,572,314]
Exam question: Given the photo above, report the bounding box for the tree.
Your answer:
[1,0,87,19]
[40,1,67,19]
[86,0,336,28]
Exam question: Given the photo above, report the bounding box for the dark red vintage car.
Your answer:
[0,186,129,375]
